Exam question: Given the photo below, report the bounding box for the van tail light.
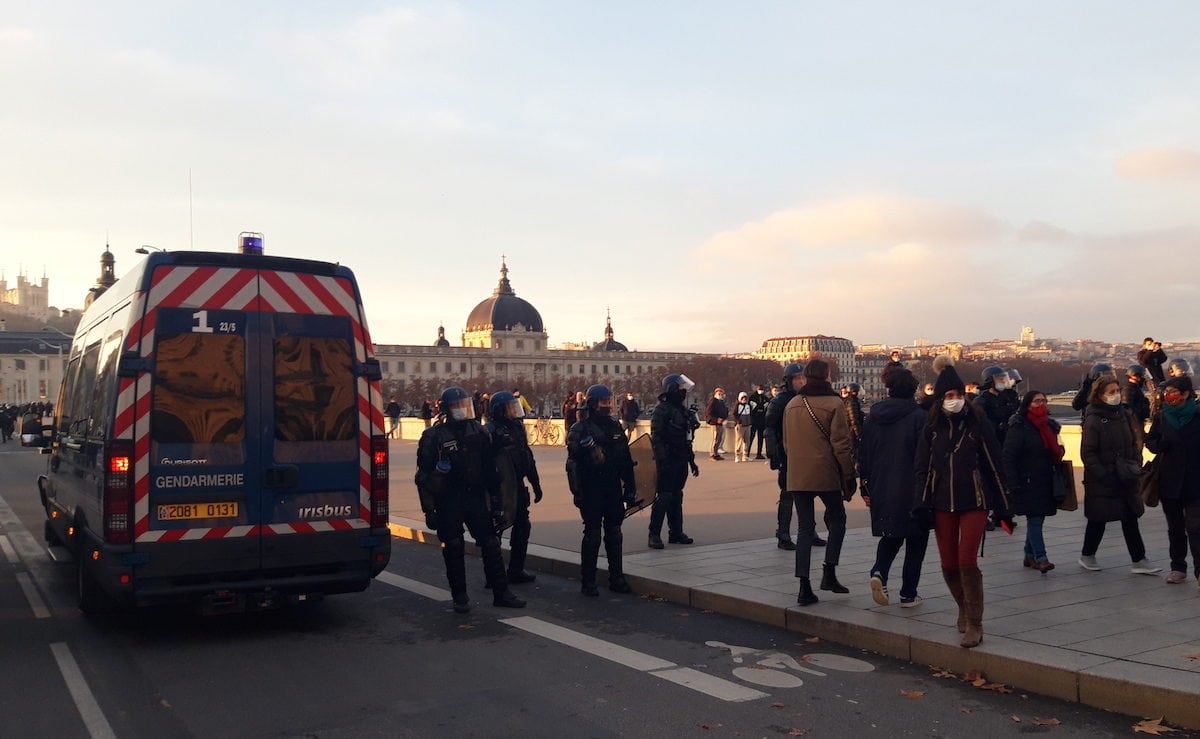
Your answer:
[369,437,389,528]
[104,440,135,545]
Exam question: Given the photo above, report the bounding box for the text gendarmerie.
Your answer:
[155,473,245,489]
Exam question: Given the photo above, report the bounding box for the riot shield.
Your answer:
[624,433,657,519]
[494,450,523,534]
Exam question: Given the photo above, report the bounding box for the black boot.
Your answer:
[442,539,471,613]
[647,533,664,550]
[581,529,602,596]
[812,534,827,547]
[666,492,691,544]
[797,577,819,606]
[604,526,632,593]
[776,532,796,550]
[820,563,849,593]
[506,515,536,583]
[668,532,694,545]
[480,537,524,607]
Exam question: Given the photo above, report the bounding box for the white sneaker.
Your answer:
[1078,555,1101,571]
[1131,559,1162,575]
[869,573,889,606]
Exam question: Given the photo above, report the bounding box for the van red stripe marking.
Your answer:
[297,273,348,316]
[158,266,220,308]
[290,522,316,534]
[260,271,310,313]
[329,519,353,531]
[157,529,186,543]
[202,528,231,540]
[207,268,258,308]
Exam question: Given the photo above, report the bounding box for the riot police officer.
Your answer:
[649,374,700,549]
[567,384,638,595]
[975,366,1016,444]
[415,387,526,613]
[1072,363,1112,419]
[765,363,826,549]
[486,390,544,584]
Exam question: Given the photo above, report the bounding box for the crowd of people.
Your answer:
[411,340,1198,651]
[0,401,52,444]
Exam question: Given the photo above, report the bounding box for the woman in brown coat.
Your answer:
[782,360,856,606]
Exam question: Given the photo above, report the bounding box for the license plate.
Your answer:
[157,502,240,521]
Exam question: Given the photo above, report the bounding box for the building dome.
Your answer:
[465,259,544,333]
[434,324,450,347]
[593,310,628,352]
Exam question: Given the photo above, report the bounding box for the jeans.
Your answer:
[871,531,930,599]
[791,491,847,578]
[711,424,726,456]
[1081,516,1146,562]
[748,425,765,456]
[1023,515,1047,561]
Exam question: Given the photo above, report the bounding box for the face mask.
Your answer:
[450,407,470,421]
[1104,392,1122,406]
[942,398,965,414]
[993,380,1009,392]
[1027,404,1049,419]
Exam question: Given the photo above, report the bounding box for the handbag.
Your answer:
[1140,457,1161,508]
[801,397,854,498]
[1054,461,1078,512]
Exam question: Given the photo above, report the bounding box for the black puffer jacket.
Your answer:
[859,398,926,537]
[1123,378,1150,425]
[915,404,1009,515]
[1145,410,1200,504]
[1002,413,1061,517]
[1080,403,1143,522]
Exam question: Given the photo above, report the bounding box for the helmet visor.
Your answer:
[676,374,696,391]
[449,400,475,421]
[508,400,525,419]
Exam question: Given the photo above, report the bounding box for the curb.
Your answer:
[386,517,1200,729]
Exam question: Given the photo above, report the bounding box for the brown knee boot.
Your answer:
[941,568,965,633]
[960,565,984,648]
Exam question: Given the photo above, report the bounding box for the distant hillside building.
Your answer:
[0,268,51,321]
[755,335,855,370]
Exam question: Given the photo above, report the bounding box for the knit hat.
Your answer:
[1164,376,1195,395]
[804,359,830,380]
[932,355,966,397]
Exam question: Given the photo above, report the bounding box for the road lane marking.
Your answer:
[15,572,50,618]
[501,616,769,702]
[375,571,451,601]
[0,534,17,563]
[50,642,118,739]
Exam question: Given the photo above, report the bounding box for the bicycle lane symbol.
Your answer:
[705,641,875,689]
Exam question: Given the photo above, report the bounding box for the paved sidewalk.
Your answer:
[389,506,1200,729]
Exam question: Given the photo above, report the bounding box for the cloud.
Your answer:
[1114,147,1200,181]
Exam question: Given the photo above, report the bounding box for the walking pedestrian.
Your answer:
[384,397,402,439]
[1003,390,1063,573]
[748,385,769,459]
[733,391,753,462]
[1077,375,1161,575]
[859,369,929,607]
[420,398,433,429]
[1145,376,1200,586]
[705,388,729,460]
[619,391,641,440]
[782,360,856,606]
[765,363,826,550]
[913,356,1012,648]
[415,387,526,613]
[567,385,639,596]
[486,391,544,584]
[648,374,700,548]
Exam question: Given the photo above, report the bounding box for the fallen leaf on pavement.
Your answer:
[1032,718,1061,726]
[983,683,1014,694]
[457,624,474,630]
[804,636,820,643]
[1184,653,1200,661]
[931,668,956,679]
[959,707,972,714]
[675,612,691,617]
[788,729,809,737]
[971,677,987,688]
[770,703,787,709]
[962,669,984,683]
[899,690,925,700]
[1133,717,1179,735]
[1010,715,1021,723]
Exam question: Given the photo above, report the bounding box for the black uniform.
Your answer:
[765,388,797,543]
[747,390,769,458]
[649,394,696,543]
[488,414,543,581]
[1123,377,1151,425]
[568,412,636,593]
[415,417,522,610]
[975,389,1016,444]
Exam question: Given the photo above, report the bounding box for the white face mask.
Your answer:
[942,398,965,414]
[450,407,471,421]
[1104,392,1122,406]
[993,379,1009,391]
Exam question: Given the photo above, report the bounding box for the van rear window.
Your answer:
[152,333,246,444]
[273,336,356,445]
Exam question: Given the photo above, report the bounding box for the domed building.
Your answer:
[592,310,628,352]
[461,258,548,353]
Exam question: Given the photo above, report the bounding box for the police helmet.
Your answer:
[1168,358,1193,377]
[661,373,696,394]
[1007,369,1023,384]
[1127,364,1146,379]
[847,383,861,394]
[439,386,474,420]
[488,390,523,420]
[782,363,804,383]
[980,366,1007,385]
[1087,363,1113,381]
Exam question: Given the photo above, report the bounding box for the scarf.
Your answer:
[1164,397,1198,430]
[1026,405,1064,461]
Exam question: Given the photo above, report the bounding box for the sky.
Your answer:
[2,2,1199,354]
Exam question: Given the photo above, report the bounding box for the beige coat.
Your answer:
[782,393,856,493]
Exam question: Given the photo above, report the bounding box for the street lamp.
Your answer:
[135,244,164,254]
[41,325,74,340]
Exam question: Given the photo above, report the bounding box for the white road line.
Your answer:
[50,642,118,739]
[0,534,17,563]
[375,571,451,601]
[501,616,770,702]
[15,572,51,619]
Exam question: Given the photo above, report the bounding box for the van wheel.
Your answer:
[77,555,115,615]
[44,519,64,547]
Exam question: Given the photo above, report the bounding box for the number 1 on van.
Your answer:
[192,309,215,333]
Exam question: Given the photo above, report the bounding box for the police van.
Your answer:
[38,237,391,613]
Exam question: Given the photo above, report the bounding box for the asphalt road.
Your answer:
[2,445,1174,737]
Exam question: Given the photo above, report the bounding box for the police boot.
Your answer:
[506,516,536,584]
[481,537,525,608]
[604,526,632,594]
[581,529,602,596]
[648,500,666,549]
[442,539,471,614]
[797,577,819,606]
[819,564,849,594]
[960,565,984,648]
[666,495,693,544]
